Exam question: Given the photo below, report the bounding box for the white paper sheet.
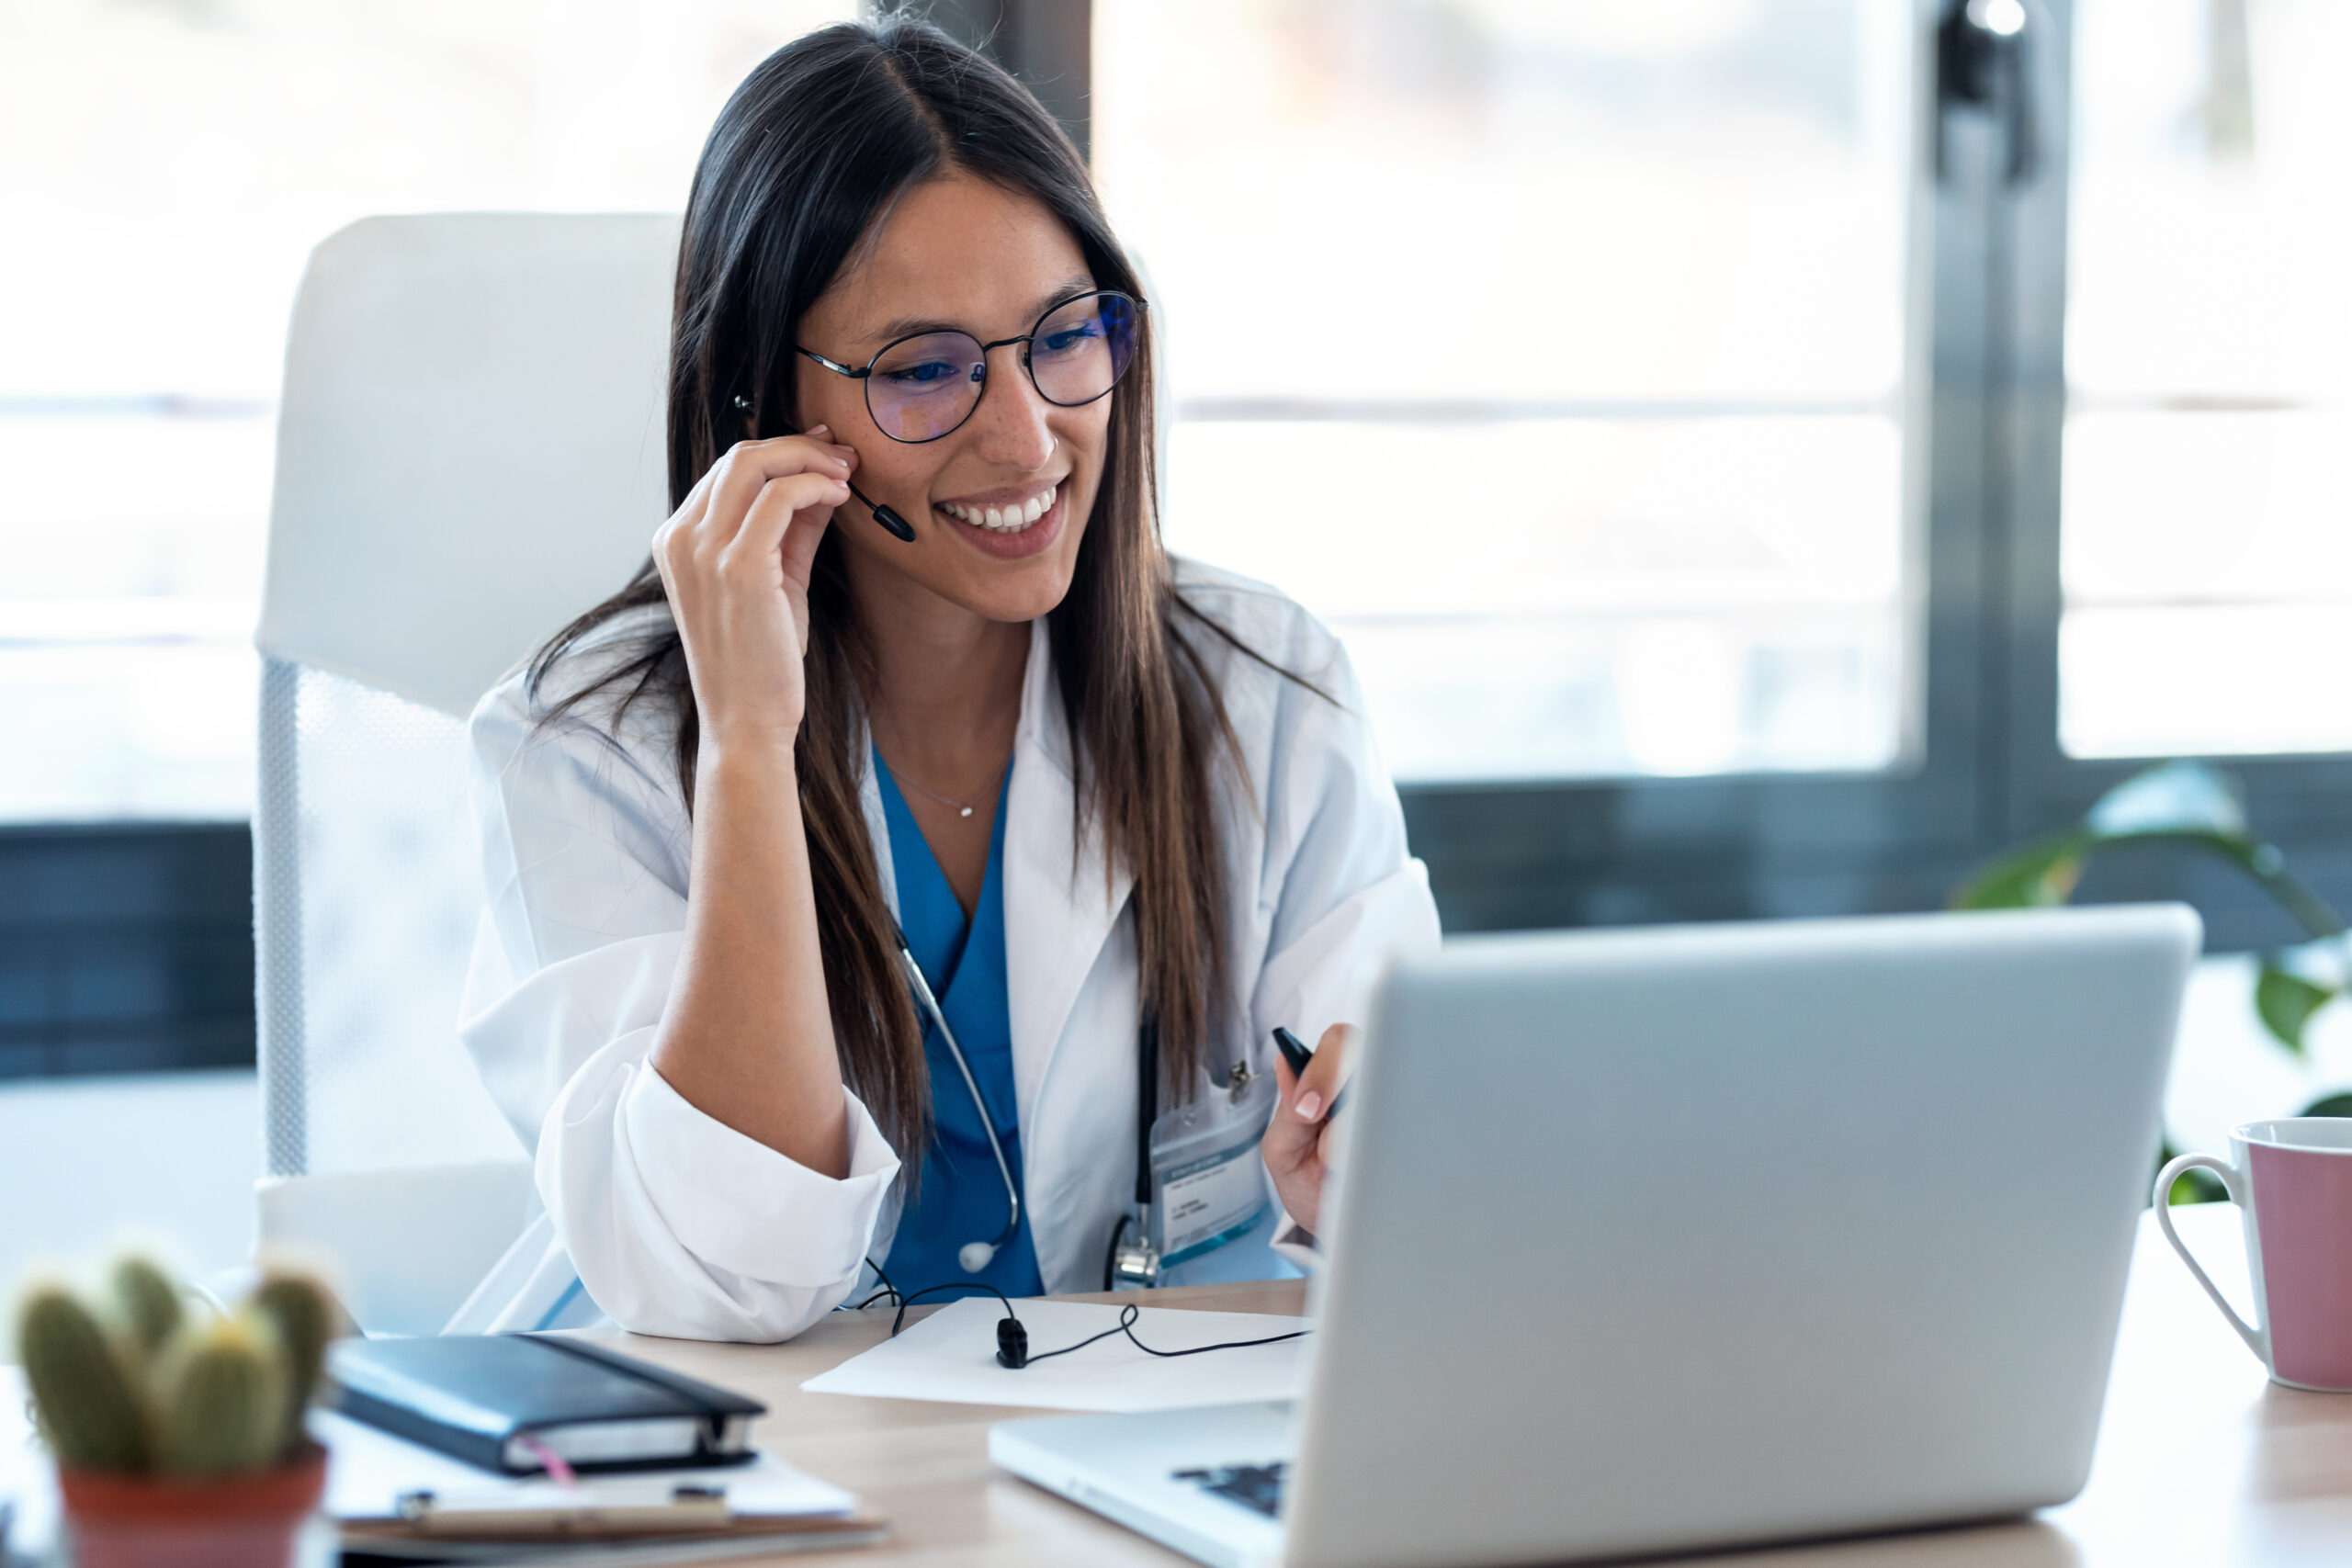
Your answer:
[799,1298,1311,1413]
[316,1408,857,1521]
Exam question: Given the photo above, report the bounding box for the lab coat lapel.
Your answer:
[1005,616,1133,1138]
[854,716,899,926]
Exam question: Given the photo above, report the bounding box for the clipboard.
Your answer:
[340,1506,889,1558]
[322,1407,886,1561]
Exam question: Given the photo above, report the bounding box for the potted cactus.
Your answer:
[13,1257,339,1568]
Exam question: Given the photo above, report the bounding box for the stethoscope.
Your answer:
[892,924,1164,1289]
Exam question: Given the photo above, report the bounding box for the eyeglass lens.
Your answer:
[864,292,1140,443]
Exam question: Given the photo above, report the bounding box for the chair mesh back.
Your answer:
[255,657,523,1178]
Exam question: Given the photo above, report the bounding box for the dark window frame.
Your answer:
[8,0,2340,1079]
[0,822,255,1079]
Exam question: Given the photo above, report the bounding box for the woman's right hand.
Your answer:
[648,427,858,1179]
[652,427,857,754]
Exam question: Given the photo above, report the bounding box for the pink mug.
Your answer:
[2156,1118,2352,1391]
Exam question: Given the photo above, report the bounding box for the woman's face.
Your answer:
[793,172,1114,626]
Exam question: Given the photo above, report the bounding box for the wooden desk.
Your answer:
[603,1202,2352,1566]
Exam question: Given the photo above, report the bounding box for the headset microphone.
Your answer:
[848,479,918,542]
[731,398,918,544]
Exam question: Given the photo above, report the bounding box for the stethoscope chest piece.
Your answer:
[1108,1209,1160,1291]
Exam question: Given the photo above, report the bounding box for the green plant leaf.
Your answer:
[2108,829,2347,941]
[1954,761,2346,940]
[2084,760,2248,840]
[2298,1092,2352,1118]
[2256,962,2336,1056]
[2072,762,2341,938]
[1951,830,2091,909]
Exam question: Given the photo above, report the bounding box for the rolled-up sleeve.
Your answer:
[458,664,899,1342]
[540,1031,899,1340]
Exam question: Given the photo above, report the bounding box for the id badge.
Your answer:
[1148,1066,1276,1269]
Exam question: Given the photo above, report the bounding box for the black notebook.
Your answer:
[327,1334,767,1475]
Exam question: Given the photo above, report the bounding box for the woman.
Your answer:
[450,16,1439,1342]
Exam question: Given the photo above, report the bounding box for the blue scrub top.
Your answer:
[876,751,1045,1301]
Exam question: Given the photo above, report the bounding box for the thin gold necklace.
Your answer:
[884,752,1006,820]
[894,767,981,819]
[872,702,1012,819]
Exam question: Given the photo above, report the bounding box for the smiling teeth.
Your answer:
[942,484,1056,531]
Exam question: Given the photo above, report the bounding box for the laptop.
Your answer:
[990,905,2199,1568]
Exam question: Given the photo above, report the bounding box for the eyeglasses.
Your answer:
[797,290,1145,445]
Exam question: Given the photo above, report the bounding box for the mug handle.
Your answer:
[2154,1153,2267,1362]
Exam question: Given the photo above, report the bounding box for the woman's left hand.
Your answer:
[1261,1022,1357,1235]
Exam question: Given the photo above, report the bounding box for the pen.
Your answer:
[1272,1026,1348,1120]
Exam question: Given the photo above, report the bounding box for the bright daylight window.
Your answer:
[2062,0,2352,759]
[1094,0,1920,781]
[0,0,853,822]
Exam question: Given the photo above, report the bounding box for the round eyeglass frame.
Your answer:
[795,289,1147,445]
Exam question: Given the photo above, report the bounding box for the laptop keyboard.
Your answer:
[1171,1461,1288,1519]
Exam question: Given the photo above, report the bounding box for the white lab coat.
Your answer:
[445,558,1441,1342]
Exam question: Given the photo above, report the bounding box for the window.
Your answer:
[13,0,2352,1080]
[2062,0,2352,759]
[1094,0,1921,780]
[0,0,855,823]
[1093,0,2352,942]
[1,0,853,1077]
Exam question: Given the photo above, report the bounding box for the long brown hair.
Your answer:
[527,17,1295,1162]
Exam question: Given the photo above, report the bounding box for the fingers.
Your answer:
[666,430,856,565]
[1261,1021,1356,1179]
[709,430,855,534]
[1261,1022,1361,1234]
[1287,1022,1355,1123]
[724,470,848,576]
[777,491,836,590]
[1261,1052,1315,1168]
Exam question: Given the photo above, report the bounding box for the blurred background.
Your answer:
[5,0,2350,1293]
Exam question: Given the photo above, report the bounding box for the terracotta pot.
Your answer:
[56,1446,327,1568]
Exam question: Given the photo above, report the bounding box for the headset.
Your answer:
[723,401,1257,1321]
[718,395,1162,1280]
[719,399,1037,1269]
[731,398,919,541]
[855,1269,1308,1370]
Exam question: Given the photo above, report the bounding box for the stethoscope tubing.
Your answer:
[895,942,1023,1255]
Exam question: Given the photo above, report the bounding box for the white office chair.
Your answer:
[251,212,1176,1334]
[252,212,679,1332]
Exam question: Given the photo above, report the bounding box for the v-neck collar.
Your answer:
[875,748,1009,998]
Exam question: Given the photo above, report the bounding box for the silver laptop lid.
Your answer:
[1288,905,2199,1568]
